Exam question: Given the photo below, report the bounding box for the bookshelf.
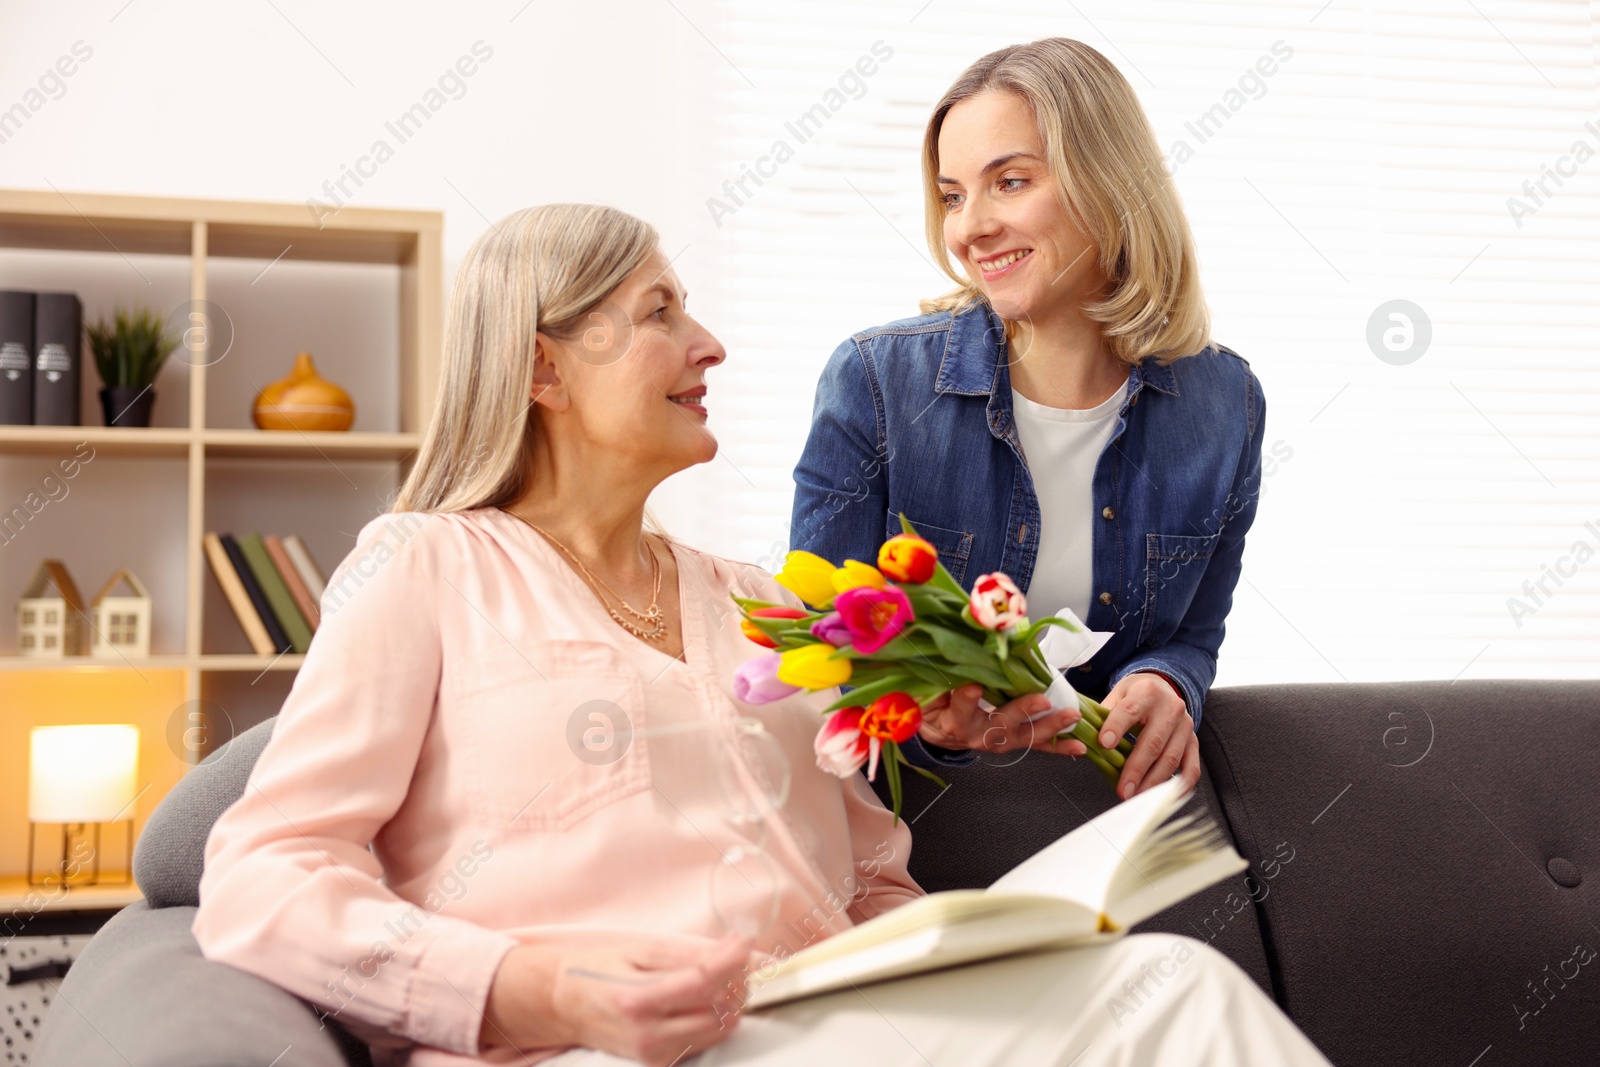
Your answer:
[0,189,442,907]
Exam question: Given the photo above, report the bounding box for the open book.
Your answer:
[747,775,1246,1009]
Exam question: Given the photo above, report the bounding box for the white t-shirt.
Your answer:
[1009,373,1129,623]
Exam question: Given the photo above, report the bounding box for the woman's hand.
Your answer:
[918,684,1088,757]
[482,932,755,1066]
[1097,673,1201,800]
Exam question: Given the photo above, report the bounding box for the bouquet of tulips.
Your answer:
[730,514,1137,823]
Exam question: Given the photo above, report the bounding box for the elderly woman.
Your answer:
[191,204,1329,1067]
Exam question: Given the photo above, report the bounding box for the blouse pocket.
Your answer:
[1140,532,1221,646]
[457,639,649,832]
[889,516,974,587]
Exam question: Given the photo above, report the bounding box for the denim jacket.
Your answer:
[789,299,1265,768]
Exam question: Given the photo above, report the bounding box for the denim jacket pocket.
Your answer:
[1140,532,1222,646]
[889,516,974,587]
[458,639,648,832]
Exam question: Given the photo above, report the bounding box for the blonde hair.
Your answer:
[391,203,663,516]
[919,38,1210,365]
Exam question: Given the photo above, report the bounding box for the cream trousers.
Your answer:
[546,933,1334,1067]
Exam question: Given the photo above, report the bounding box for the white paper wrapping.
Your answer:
[1022,606,1116,723]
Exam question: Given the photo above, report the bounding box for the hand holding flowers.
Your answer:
[730,515,1137,823]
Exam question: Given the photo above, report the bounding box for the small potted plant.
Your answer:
[86,305,179,428]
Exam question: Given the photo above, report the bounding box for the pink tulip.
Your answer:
[733,652,802,704]
[834,585,914,654]
[810,612,853,647]
[814,707,871,777]
[970,572,1027,632]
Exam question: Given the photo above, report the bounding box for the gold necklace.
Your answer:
[498,507,668,642]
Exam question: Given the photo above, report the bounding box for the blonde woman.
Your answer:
[192,204,1325,1066]
[793,39,1257,799]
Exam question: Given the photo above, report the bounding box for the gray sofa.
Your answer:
[33,678,1600,1066]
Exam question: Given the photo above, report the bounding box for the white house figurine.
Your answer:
[90,568,152,658]
[17,560,87,658]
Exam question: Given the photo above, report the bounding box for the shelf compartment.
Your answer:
[0,210,193,257]
[0,668,190,881]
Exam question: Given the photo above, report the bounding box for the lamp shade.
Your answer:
[29,724,140,823]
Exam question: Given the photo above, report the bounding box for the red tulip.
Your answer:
[860,692,923,744]
[970,572,1027,632]
[739,606,809,648]
[878,534,938,584]
[814,707,871,777]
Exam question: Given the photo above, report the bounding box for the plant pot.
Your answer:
[100,385,155,428]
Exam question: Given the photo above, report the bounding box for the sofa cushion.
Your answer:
[133,718,277,909]
[32,899,368,1067]
[1202,678,1600,1067]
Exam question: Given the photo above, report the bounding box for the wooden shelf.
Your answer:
[0,425,423,460]
[0,874,143,913]
[0,188,437,264]
[201,428,421,460]
[0,425,193,457]
[0,654,306,673]
[0,187,442,884]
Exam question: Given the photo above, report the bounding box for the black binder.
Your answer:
[33,292,82,426]
[0,290,33,425]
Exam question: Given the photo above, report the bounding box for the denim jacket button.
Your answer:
[1018,523,1028,542]
[1101,506,1115,520]
[1077,664,1093,673]
[1098,591,1113,605]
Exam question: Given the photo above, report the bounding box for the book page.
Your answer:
[985,775,1189,910]
[747,894,1102,1009]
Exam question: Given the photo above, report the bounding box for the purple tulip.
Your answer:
[810,612,853,647]
[733,652,802,704]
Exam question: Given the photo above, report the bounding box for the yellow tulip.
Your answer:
[775,551,840,608]
[776,642,854,689]
[831,559,886,595]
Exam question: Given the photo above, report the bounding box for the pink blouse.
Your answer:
[192,507,921,1066]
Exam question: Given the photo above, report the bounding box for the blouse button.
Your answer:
[1098,591,1113,605]
[1101,506,1115,520]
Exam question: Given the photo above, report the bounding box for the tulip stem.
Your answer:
[1078,743,1121,785]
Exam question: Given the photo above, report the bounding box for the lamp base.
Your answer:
[26,820,135,888]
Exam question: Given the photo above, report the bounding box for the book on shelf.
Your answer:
[283,534,327,602]
[745,775,1248,1010]
[237,534,312,653]
[203,533,276,656]
[0,290,34,425]
[265,534,321,631]
[33,292,81,427]
[205,531,329,657]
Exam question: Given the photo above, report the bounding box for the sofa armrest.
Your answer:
[34,900,369,1067]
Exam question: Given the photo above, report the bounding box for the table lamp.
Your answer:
[27,724,139,888]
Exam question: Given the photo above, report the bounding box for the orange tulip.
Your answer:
[739,606,809,648]
[860,691,923,743]
[878,534,938,584]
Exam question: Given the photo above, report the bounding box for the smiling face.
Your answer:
[530,247,726,477]
[935,90,1104,324]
